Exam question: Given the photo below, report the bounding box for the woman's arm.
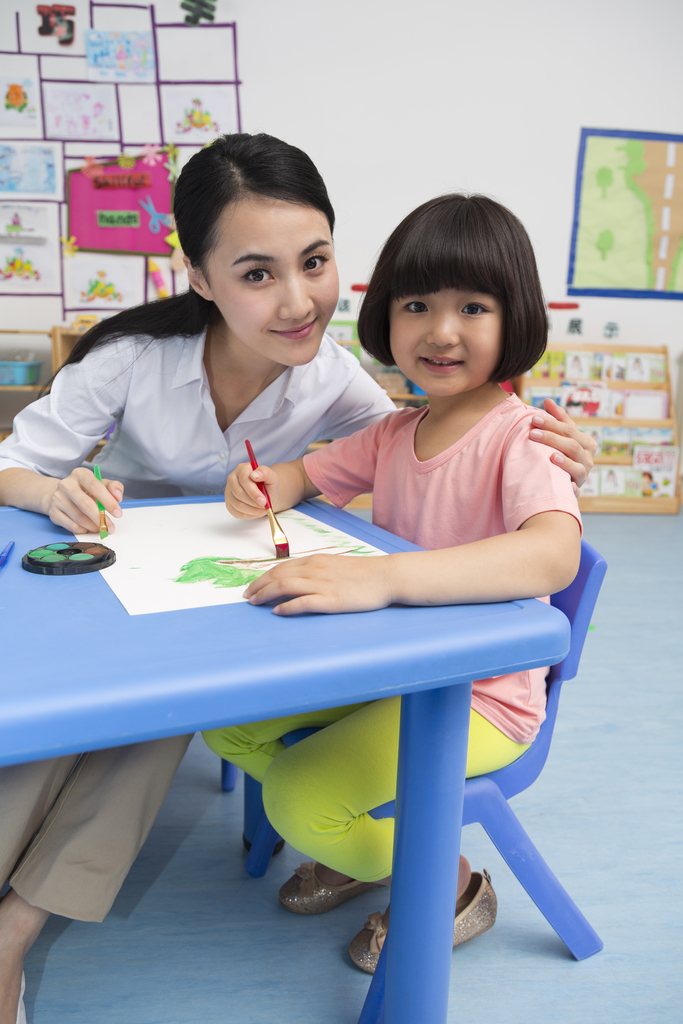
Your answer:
[0,467,123,534]
[243,510,581,616]
[529,399,597,492]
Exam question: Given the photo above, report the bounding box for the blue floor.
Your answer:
[25,511,683,1023]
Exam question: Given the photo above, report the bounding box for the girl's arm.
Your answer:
[225,457,320,518]
[243,510,581,616]
[0,467,124,534]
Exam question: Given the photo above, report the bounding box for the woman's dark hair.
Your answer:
[358,194,547,382]
[51,133,335,381]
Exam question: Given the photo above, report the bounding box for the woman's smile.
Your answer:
[272,318,318,340]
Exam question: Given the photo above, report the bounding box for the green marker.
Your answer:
[93,464,108,539]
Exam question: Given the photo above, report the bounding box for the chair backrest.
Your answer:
[465,539,607,803]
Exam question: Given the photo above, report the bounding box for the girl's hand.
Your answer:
[225,462,280,519]
[46,467,123,534]
[244,553,393,615]
[529,398,598,494]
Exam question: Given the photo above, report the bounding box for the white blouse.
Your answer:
[0,331,395,498]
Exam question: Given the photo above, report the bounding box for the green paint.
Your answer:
[668,235,683,291]
[28,548,53,557]
[46,543,71,550]
[596,229,614,261]
[618,139,655,288]
[596,166,613,198]
[69,553,95,561]
[173,557,269,590]
[41,553,66,562]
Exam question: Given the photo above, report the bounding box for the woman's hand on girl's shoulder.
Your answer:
[528,398,597,494]
[47,467,123,534]
[243,553,393,616]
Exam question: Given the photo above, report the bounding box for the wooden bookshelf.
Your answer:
[0,384,41,392]
[515,342,680,514]
[51,326,84,372]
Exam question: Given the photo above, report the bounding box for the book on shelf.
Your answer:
[601,426,631,457]
[526,348,668,385]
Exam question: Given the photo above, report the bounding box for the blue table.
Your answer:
[0,497,570,1024]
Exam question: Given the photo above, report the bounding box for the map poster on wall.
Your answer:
[568,128,683,300]
[63,251,145,310]
[0,203,61,294]
[68,156,173,256]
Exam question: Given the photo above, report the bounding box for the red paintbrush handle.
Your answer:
[245,439,273,511]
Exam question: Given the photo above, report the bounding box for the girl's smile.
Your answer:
[389,289,504,401]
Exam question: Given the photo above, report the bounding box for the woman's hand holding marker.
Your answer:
[45,467,124,535]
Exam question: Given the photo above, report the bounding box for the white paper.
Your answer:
[86,30,156,83]
[43,81,119,141]
[0,141,64,201]
[63,252,145,310]
[160,85,238,144]
[82,504,385,616]
[0,203,62,294]
[0,54,42,138]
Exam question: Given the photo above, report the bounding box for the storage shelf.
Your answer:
[526,377,668,390]
[578,495,680,514]
[0,384,41,392]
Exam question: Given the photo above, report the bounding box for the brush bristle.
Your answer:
[100,530,108,540]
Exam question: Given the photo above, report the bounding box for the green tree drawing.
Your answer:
[596,166,613,198]
[597,230,615,261]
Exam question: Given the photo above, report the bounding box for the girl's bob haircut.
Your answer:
[358,194,547,383]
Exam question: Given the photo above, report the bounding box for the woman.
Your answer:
[0,133,595,1024]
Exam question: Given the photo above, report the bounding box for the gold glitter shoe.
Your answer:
[278,862,383,915]
[348,870,497,974]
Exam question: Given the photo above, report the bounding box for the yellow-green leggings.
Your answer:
[203,697,529,884]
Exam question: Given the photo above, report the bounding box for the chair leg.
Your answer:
[245,810,283,878]
[221,759,238,793]
[357,937,388,1024]
[473,781,603,960]
[243,773,265,846]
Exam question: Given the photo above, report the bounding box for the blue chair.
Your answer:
[229,540,607,961]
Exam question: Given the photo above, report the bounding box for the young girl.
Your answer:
[206,192,583,973]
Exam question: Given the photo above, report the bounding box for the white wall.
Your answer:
[232,0,683,401]
[3,0,682,412]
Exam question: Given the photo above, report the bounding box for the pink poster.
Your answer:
[67,156,173,256]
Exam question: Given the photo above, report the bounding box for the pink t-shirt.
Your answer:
[303,393,582,744]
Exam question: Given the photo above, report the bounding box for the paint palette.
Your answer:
[22,542,116,576]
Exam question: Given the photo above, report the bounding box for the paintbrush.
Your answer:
[93,464,109,540]
[244,440,290,559]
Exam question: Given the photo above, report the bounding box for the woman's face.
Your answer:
[187,196,339,368]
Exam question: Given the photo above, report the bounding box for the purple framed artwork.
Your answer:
[67,154,173,255]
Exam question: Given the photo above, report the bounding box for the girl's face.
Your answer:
[388,288,503,398]
[187,196,339,368]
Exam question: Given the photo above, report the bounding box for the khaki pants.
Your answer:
[0,734,192,922]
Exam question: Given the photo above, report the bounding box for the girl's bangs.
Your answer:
[389,203,507,301]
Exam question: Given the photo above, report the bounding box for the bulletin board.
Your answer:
[0,1,242,314]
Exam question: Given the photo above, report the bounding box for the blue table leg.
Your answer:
[384,682,473,1024]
